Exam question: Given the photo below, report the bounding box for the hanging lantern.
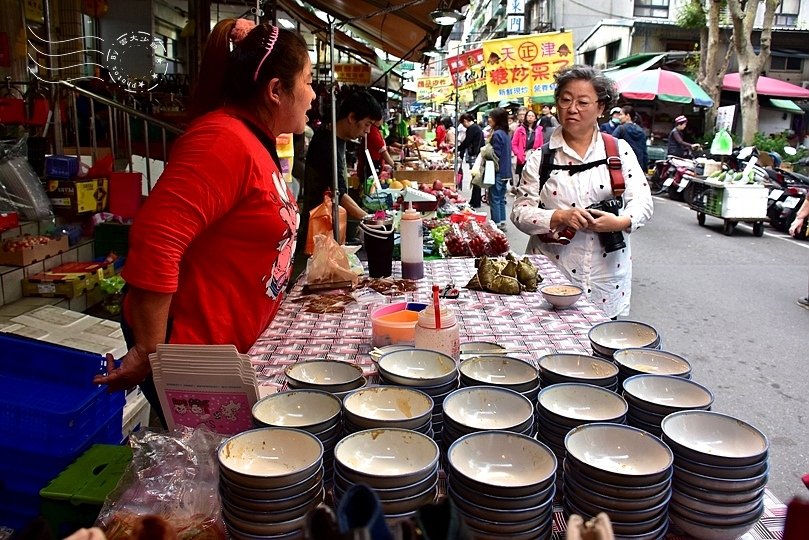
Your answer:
[82,0,109,18]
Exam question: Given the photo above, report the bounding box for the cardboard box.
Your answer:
[46,178,109,215]
[21,261,114,298]
[0,235,69,266]
[393,169,456,187]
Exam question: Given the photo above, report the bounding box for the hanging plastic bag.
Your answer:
[306,233,359,286]
[306,191,347,255]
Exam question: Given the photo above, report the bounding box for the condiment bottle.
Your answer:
[400,203,424,280]
[414,304,460,361]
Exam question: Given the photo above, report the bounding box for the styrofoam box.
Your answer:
[122,393,150,442]
[721,184,768,219]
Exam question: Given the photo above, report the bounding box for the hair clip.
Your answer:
[229,18,256,46]
[253,25,280,83]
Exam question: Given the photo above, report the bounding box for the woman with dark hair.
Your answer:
[613,104,648,171]
[512,109,543,182]
[487,107,512,230]
[94,19,315,425]
[458,113,484,208]
[511,65,653,319]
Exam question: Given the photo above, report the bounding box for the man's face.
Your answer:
[677,122,687,131]
[348,114,375,138]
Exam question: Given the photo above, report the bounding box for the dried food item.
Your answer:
[362,277,419,295]
[502,260,518,279]
[489,275,521,295]
[295,293,356,313]
[476,256,499,290]
[465,273,482,290]
[517,257,542,292]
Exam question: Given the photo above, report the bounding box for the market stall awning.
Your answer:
[603,54,666,84]
[723,73,809,99]
[768,98,804,114]
[616,69,713,107]
[292,0,470,62]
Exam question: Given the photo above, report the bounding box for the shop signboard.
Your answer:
[416,75,453,102]
[334,63,371,85]
[446,48,486,103]
[482,31,574,101]
[715,104,735,132]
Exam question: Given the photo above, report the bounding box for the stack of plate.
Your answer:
[537,353,619,391]
[588,320,661,361]
[333,428,440,519]
[284,360,367,398]
[458,355,540,402]
[217,428,325,540]
[441,386,534,452]
[342,386,434,438]
[377,349,459,439]
[535,383,628,472]
[662,411,769,540]
[622,374,714,437]
[446,431,557,540]
[563,423,673,539]
[613,348,693,385]
[251,390,342,485]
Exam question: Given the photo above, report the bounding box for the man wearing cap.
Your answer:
[667,115,700,157]
[599,107,622,135]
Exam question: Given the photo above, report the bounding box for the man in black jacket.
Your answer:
[613,105,648,171]
[457,113,484,208]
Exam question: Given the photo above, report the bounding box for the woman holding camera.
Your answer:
[510,65,653,318]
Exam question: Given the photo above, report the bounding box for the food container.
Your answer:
[371,302,428,347]
[414,304,460,361]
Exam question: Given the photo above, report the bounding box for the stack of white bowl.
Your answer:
[217,428,325,540]
[342,386,434,438]
[458,355,540,402]
[446,431,558,540]
[588,320,661,361]
[622,374,714,437]
[333,428,440,520]
[662,411,769,540]
[377,349,459,440]
[563,423,673,539]
[252,389,342,486]
[613,348,693,386]
[284,359,367,398]
[537,353,619,391]
[441,386,535,452]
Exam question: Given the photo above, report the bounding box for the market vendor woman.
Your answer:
[511,65,653,318]
[93,19,315,425]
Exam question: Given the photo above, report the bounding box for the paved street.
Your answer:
[463,175,809,504]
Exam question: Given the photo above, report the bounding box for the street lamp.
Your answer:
[430,9,463,26]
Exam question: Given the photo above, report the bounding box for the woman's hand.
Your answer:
[552,208,596,231]
[789,215,805,237]
[93,346,152,392]
[588,209,631,233]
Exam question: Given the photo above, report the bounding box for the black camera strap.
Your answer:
[538,133,625,197]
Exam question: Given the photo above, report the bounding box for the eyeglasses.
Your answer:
[557,97,597,110]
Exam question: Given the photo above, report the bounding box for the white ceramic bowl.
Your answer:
[443,386,534,431]
[672,463,769,492]
[613,348,692,378]
[563,496,669,537]
[343,386,433,430]
[661,410,769,466]
[673,478,765,505]
[218,428,323,489]
[252,389,342,432]
[333,428,439,488]
[450,471,555,511]
[588,320,660,356]
[219,464,324,500]
[459,356,538,388]
[540,283,584,308]
[447,431,557,497]
[449,483,554,524]
[460,341,506,355]
[669,508,762,540]
[377,349,457,386]
[537,383,628,425]
[564,423,673,486]
[538,353,618,384]
[222,505,308,536]
[675,452,769,480]
[563,459,671,500]
[284,360,364,392]
[220,473,323,512]
[671,487,764,516]
[564,466,671,512]
[223,487,323,523]
[623,374,714,415]
[672,499,764,527]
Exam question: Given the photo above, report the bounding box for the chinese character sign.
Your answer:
[334,64,371,85]
[482,31,574,101]
[446,48,486,103]
[416,75,453,102]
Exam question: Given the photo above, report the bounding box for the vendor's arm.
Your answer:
[380,148,396,168]
[340,192,368,220]
[789,198,809,236]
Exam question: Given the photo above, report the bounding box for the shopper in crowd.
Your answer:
[357,117,396,180]
[599,106,622,135]
[435,117,447,148]
[511,65,653,319]
[442,117,456,151]
[667,115,700,157]
[458,112,484,208]
[512,109,543,183]
[612,105,648,171]
[510,106,527,136]
[539,104,560,144]
[487,107,512,231]
[93,19,315,424]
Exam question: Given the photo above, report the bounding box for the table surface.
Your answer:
[247,257,787,540]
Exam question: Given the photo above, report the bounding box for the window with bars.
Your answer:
[634,0,669,18]
[775,0,799,26]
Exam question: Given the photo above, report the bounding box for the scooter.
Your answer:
[767,168,809,232]
[649,155,697,199]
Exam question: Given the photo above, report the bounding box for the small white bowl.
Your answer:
[219,464,324,500]
[443,386,534,431]
[252,389,341,432]
[459,356,538,388]
[460,341,506,355]
[377,349,457,386]
[613,348,692,378]
[537,383,628,425]
[563,459,671,500]
[589,320,660,355]
[671,487,764,516]
[284,360,364,392]
[343,386,433,430]
[540,283,583,308]
[538,353,618,383]
[623,374,714,415]
[672,499,764,527]
[222,505,308,536]
[669,508,762,540]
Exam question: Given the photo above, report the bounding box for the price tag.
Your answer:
[769,189,784,200]
[37,283,56,294]
[662,177,674,188]
[783,196,800,209]
[678,179,690,191]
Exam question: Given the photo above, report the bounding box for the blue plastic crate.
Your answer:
[45,155,80,179]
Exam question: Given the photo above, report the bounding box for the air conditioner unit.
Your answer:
[801,81,809,89]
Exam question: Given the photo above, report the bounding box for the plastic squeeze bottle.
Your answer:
[400,203,424,279]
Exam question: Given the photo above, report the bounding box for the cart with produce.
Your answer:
[686,172,769,236]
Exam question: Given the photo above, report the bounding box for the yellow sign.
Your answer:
[482,32,574,101]
[334,64,371,85]
[416,75,453,102]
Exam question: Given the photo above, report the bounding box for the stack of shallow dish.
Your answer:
[342,386,434,437]
[622,374,714,437]
[446,431,557,540]
[377,349,458,439]
[588,320,661,361]
[613,348,693,385]
[563,423,673,539]
[537,353,619,391]
[251,390,341,485]
[218,428,325,540]
[284,360,366,398]
[662,411,769,540]
[441,386,534,452]
[458,355,540,402]
[333,428,440,519]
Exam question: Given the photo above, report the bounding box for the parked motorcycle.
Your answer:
[766,168,809,233]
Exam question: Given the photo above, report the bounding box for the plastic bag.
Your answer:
[307,233,359,286]
[306,192,347,255]
[476,221,510,255]
[0,137,54,220]
[95,426,227,540]
[444,222,472,257]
